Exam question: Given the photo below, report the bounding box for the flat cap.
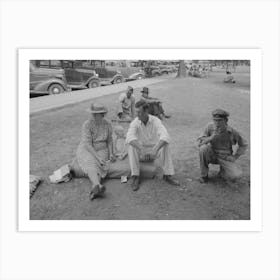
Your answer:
[126,86,134,92]
[141,87,149,94]
[212,108,229,119]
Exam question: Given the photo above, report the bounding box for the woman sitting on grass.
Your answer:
[76,103,116,200]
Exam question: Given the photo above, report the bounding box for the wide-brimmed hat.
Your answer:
[141,87,149,94]
[212,108,229,120]
[86,103,108,114]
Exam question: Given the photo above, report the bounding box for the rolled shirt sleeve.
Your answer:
[119,92,126,103]
[233,130,248,158]
[198,123,212,139]
[153,117,170,143]
[126,119,139,144]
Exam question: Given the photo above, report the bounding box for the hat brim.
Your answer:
[212,116,226,120]
[86,109,107,114]
[141,90,149,93]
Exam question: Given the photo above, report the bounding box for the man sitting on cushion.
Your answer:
[126,100,180,191]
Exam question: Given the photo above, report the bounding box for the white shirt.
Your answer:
[126,114,170,146]
[119,92,135,109]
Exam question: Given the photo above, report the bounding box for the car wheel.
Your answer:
[114,77,123,84]
[88,80,99,88]
[137,74,144,80]
[48,84,65,95]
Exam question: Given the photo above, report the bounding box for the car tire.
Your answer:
[137,74,144,80]
[114,77,123,84]
[48,83,65,95]
[88,80,100,88]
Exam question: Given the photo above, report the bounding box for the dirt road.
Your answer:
[30,68,250,220]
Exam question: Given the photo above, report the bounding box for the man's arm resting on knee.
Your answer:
[128,140,143,153]
[151,140,168,159]
[233,131,248,159]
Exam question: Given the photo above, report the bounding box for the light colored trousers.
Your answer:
[199,144,242,179]
[128,144,175,176]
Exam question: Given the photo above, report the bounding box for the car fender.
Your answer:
[33,78,67,92]
[86,77,100,86]
[128,72,145,80]
[111,74,124,83]
[152,70,161,76]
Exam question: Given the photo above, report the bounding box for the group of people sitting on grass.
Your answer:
[224,71,236,83]
[116,86,171,121]
[58,86,247,200]
[188,65,210,78]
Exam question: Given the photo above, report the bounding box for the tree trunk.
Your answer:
[176,60,187,78]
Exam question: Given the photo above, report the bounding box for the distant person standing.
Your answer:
[197,109,248,183]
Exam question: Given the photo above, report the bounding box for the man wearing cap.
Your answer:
[197,109,248,183]
[140,87,171,119]
[117,86,135,121]
[126,100,179,191]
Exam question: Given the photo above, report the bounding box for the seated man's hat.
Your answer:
[212,108,229,120]
[141,87,149,94]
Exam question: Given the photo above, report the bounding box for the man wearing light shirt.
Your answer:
[117,86,135,121]
[126,100,180,191]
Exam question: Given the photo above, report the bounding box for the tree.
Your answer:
[176,60,187,78]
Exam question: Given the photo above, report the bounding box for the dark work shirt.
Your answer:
[200,123,248,158]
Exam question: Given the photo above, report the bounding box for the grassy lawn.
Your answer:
[30,67,250,220]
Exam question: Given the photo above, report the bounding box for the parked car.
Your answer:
[32,60,100,90]
[105,60,145,81]
[158,64,175,75]
[79,60,124,86]
[30,62,68,95]
[143,61,161,78]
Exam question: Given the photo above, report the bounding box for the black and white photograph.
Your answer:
[27,55,252,222]
[2,1,280,280]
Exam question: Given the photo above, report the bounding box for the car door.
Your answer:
[116,61,129,78]
[62,61,82,86]
[89,61,108,83]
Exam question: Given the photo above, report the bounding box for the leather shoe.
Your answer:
[163,175,180,186]
[98,184,106,196]
[130,175,140,191]
[89,184,100,200]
